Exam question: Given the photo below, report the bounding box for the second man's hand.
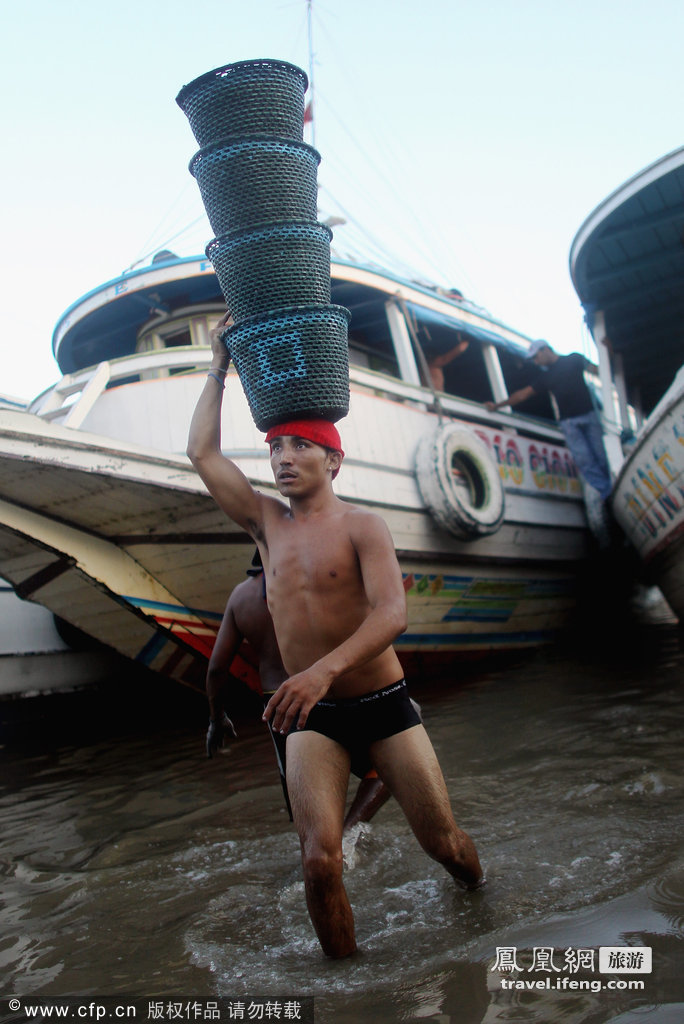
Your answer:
[206,711,238,758]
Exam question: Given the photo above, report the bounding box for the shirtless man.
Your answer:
[426,334,469,392]
[187,316,483,958]
[205,556,391,831]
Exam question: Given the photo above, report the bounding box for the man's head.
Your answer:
[526,339,556,367]
[264,419,345,491]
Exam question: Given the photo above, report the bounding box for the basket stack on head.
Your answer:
[176,59,350,431]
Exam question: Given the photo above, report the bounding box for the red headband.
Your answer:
[264,419,344,457]
[265,419,345,478]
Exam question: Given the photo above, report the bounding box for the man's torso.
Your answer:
[260,500,404,698]
[537,353,594,419]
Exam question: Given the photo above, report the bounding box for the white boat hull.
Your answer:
[0,379,588,691]
[611,367,684,622]
[0,255,599,694]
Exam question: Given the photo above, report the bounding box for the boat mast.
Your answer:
[306,0,316,149]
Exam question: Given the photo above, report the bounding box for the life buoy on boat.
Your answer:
[415,423,505,539]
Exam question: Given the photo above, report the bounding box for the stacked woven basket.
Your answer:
[176,59,350,430]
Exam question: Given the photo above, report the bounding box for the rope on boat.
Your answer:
[393,294,445,425]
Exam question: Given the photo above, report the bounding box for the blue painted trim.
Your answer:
[332,257,534,344]
[395,630,552,646]
[136,631,168,665]
[125,595,223,621]
[53,253,535,361]
[443,610,513,622]
[51,254,212,356]
[405,572,575,597]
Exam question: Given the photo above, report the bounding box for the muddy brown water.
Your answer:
[1,626,683,1023]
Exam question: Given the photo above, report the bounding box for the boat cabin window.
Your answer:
[348,331,399,376]
[134,312,218,381]
[160,325,193,348]
[420,323,493,403]
[136,313,214,354]
[331,279,401,379]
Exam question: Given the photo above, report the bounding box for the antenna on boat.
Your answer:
[306,0,316,149]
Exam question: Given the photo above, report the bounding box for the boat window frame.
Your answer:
[136,311,217,355]
[384,297,525,412]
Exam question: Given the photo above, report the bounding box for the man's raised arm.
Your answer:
[186,314,263,536]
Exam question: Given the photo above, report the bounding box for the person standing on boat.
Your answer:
[187,316,483,959]
[205,553,392,833]
[485,340,613,499]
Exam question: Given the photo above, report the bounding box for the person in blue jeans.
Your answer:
[485,339,613,500]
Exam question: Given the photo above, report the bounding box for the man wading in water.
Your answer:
[205,551,393,832]
[187,315,483,958]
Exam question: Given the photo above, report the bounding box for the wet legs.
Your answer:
[286,731,357,958]
[372,725,483,889]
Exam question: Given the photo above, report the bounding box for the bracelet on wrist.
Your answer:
[207,372,225,388]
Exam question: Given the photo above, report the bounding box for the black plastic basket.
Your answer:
[176,59,308,148]
[206,222,332,322]
[224,304,350,430]
[190,136,320,236]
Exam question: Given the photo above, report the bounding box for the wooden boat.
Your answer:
[0,579,128,697]
[1,393,126,695]
[0,253,593,693]
[570,146,684,622]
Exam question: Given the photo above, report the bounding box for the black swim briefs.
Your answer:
[296,678,421,779]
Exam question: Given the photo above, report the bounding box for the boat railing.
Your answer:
[29,347,215,427]
[28,344,567,444]
[348,361,567,442]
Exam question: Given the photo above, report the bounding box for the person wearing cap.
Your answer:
[205,552,392,833]
[485,340,613,499]
[187,315,483,959]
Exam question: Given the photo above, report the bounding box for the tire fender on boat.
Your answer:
[415,423,505,539]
